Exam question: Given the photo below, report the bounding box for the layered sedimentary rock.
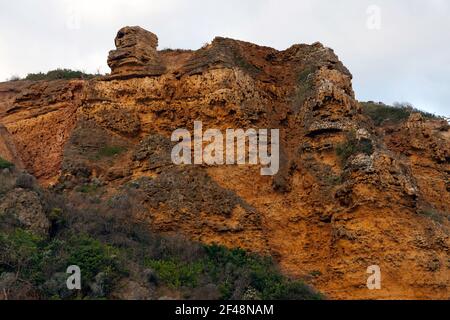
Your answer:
[0,27,449,299]
[0,80,82,183]
[107,26,166,79]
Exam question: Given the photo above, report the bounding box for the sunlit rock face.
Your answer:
[107,26,166,79]
[0,26,449,300]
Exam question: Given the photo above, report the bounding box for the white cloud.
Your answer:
[0,0,448,116]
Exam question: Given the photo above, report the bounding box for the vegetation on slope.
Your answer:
[24,69,98,81]
[5,69,98,82]
[360,101,441,126]
[335,131,373,165]
[0,169,322,300]
[0,157,14,169]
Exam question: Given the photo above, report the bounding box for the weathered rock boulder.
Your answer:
[0,188,50,236]
[107,26,166,79]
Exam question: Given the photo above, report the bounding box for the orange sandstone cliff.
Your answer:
[0,26,449,299]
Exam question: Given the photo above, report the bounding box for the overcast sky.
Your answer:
[0,0,448,116]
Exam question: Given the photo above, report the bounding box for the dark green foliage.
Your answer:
[0,156,14,169]
[144,259,203,288]
[159,48,192,54]
[361,101,441,126]
[66,235,122,291]
[203,245,322,300]
[336,131,373,165]
[25,69,97,81]
[95,146,125,159]
[0,183,323,300]
[75,184,99,194]
[0,229,123,299]
[0,229,71,292]
[0,229,42,275]
[142,244,322,299]
[0,218,322,300]
[336,140,357,165]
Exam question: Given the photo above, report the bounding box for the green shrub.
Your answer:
[336,138,358,165]
[0,229,51,284]
[144,259,203,288]
[66,235,122,287]
[95,146,125,159]
[0,185,323,300]
[0,228,123,298]
[0,157,14,169]
[142,244,322,299]
[25,69,97,81]
[361,101,441,125]
[203,244,322,300]
[267,280,322,300]
[336,131,373,165]
[75,184,99,194]
[48,208,65,225]
[0,229,42,270]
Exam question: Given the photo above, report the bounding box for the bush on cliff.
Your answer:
[0,156,14,169]
[361,101,440,125]
[95,146,126,159]
[25,69,97,81]
[0,186,323,300]
[335,131,373,165]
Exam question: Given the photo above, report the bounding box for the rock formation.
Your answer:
[0,27,449,299]
[0,124,24,168]
[107,26,166,79]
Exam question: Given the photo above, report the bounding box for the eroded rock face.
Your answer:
[107,26,166,79]
[0,80,82,184]
[0,27,449,299]
[0,124,24,168]
[0,188,50,236]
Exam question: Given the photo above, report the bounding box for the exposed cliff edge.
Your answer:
[0,26,449,299]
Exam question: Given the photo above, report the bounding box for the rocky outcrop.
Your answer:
[0,185,50,236]
[0,124,24,168]
[382,113,450,222]
[107,26,166,79]
[0,80,83,184]
[0,27,449,299]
